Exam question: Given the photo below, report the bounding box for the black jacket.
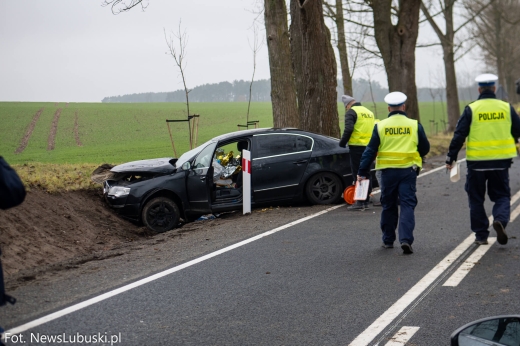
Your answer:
[446,91,520,170]
[0,157,26,210]
[339,102,363,148]
[0,156,24,307]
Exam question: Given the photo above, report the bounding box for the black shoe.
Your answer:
[474,239,489,245]
[347,202,365,211]
[493,221,508,245]
[382,243,394,249]
[363,203,370,210]
[401,243,413,254]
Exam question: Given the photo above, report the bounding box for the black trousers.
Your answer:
[465,169,510,241]
[349,145,372,202]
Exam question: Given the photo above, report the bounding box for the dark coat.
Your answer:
[0,156,24,307]
[0,156,26,210]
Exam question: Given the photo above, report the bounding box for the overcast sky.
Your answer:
[0,0,482,103]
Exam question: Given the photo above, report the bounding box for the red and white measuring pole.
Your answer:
[242,149,251,214]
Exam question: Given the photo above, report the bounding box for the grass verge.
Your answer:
[13,163,100,193]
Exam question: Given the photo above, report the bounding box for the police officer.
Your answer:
[446,74,520,245]
[339,95,376,210]
[357,92,430,254]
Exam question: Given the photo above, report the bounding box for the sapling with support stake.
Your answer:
[164,22,200,150]
[238,23,263,130]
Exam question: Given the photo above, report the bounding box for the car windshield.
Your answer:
[175,139,216,168]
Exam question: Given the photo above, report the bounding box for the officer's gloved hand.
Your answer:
[445,155,455,169]
[339,140,347,148]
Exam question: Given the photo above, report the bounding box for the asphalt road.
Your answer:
[3,161,520,346]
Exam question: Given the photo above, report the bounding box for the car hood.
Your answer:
[111,158,176,174]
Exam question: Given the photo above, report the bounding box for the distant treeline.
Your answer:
[102,78,479,103]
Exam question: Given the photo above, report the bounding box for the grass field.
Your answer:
[0,101,458,166]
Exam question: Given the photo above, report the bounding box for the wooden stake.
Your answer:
[166,121,178,157]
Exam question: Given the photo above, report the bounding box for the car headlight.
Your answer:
[108,186,131,198]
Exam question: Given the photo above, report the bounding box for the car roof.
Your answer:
[213,128,315,142]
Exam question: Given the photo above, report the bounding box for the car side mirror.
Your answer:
[181,161,191,171]
[450,315,520,346]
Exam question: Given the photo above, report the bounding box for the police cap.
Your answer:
[475,73,498,87]
[384,91,407,107]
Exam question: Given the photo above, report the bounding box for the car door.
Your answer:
[251,133,313,202]
[186,142,217,213]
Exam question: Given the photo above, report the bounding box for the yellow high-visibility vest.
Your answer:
[467,99,516,161]
[376,115,422,169]
[349,105,375,146]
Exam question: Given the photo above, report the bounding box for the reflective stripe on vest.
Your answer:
[349,106,375,146]
[467,99,516,161]
[376,115,422,169]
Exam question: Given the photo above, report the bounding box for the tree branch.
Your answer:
[454,0,496,34]
[420,1,446,43]
[416,42,442,48]
[101,0,146,14]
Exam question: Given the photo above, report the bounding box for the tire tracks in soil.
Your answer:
[14,108,44,154]
[47,108,62,151]
[74,111,83,146]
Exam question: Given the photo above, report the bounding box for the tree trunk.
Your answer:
[335,0,352,96]
[441,0,460,132]
[371,0,421,121]
[443,45,460,131]
[494,6,506,96]
[290,0,340,138]
[264,0,300,128]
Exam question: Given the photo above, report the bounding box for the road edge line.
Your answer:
[442,188,520,287]
[443,237,497,287]
[348,235,476,346]
[384,326,420,346]
[6,204,344,335]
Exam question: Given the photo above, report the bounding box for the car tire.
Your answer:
[305,172,343,205]
[142,197,180,233]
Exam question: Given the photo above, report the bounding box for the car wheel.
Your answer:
[305,172,342,205]
[142,197,180,233]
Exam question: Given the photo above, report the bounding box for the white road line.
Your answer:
[6,204,344,335]
[419,158,466,179]
[348,235,476,346]
[351,171,520,345]
[509,188,520,210]
[384,326,420,345]
[442,188,520,287]
[510,198,520,221]
[443,237,497,287]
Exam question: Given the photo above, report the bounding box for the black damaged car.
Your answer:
[103,128,362,233]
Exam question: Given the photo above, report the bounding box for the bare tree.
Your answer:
[246,24,263,127]
[366,69,379,118]
[101,0,147,14]
[368,0,422,121]
[340,1,421,120]
[290,0,341,138]
[420,0,495,132]
[466,0,520,103]
[164,24,194,149]
[264,0,300,128]
[323,0,353,95]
